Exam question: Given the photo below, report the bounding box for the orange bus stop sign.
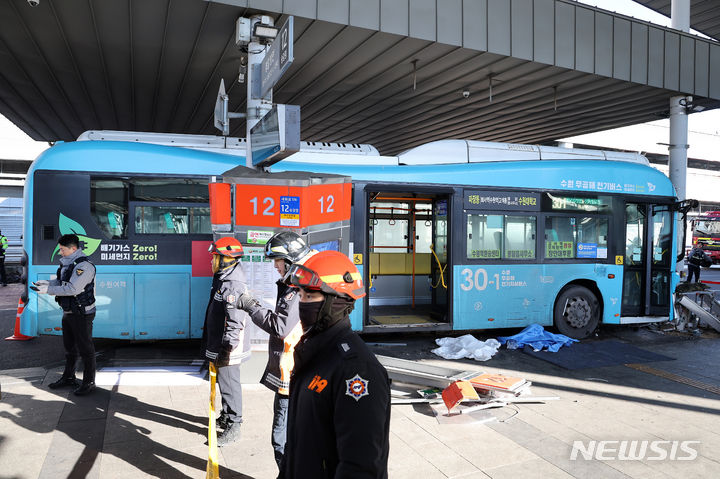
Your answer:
[234,181,351,228]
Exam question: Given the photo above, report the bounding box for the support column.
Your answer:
[668,96,689,203]
[670,0,690,32]
[670,0,690,272]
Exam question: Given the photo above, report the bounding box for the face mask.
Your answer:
[299,301,323,332]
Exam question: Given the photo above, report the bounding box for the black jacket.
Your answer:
[203,263,252,364]
[280,318,390,479]
[688,246,710,267]
[247,280,302,395]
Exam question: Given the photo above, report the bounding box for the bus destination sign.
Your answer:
[464,190,540,211]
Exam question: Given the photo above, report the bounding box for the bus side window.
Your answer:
[545,217,574,259]
[91,179,128,239]
[466,213,502,259]
[503,215,536,260]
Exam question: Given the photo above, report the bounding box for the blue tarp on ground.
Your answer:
[497,323,578,352]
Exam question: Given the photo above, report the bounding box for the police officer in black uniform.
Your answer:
[32,234,97,396]
[235,231,314,467]
[279,250,390,478]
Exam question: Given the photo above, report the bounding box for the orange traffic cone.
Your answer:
[5,297,33,341]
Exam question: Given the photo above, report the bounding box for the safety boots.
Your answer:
[217,422,241,447]
[48,376,80,389]
[216,411,230,429]
[73,382,96,396]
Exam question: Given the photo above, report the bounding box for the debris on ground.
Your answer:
[497,323,578,352]
[431,334,500,361]
[380,354,558,419]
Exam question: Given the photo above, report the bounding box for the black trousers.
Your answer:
[687,264,701,283]
[217,363,243,424]
[0,256,6,284]
[61,311,96,384]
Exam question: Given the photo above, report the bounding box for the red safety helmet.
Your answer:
[285,250,365,300]
[209,237,244,258]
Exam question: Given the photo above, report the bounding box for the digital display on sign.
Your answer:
[545,193,611,212]
[464,190,540,211]
[250,104,300,167]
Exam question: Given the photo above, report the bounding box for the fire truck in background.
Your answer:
[691,211,720,264]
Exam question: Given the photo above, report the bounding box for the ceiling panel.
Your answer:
[0,0,718,157]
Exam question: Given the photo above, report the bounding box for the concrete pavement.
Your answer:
[1,282,720,477]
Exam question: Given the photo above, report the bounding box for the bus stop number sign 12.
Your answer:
[234,183,351,228]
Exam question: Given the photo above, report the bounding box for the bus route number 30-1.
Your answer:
[249,195,335,215]
[460,267,500,291]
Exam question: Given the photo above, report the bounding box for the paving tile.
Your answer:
[442,429,540,470]
[483,458,577,479]
[387,433,447,479]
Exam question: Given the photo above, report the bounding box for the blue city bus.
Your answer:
[21,136,241,340]
[274,139,683,339]
[21,134,683,340]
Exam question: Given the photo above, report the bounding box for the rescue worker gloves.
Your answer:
[284,250,366,300]
[31,281,49,294]
[235,290,261,314]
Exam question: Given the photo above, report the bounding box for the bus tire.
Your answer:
[553,285,599,339]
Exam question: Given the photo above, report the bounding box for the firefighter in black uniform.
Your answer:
[203,236,252,447]
[279,250,390,478]
[235,231,315,467]
[32,234,97,396]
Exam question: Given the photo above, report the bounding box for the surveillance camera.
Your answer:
[462,90,470,99]
[27,0,39,6]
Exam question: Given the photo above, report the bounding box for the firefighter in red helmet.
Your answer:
[203,236,251,446]
[278,250,390,478]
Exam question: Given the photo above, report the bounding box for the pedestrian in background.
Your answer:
[32,234,97,395]
[279,250,390,478]
[0,229,8,286]
[234,231,315,467]
[687,241,710,283]
[203,237,252,447]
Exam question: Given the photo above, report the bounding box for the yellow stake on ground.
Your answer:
[206,362,220,479]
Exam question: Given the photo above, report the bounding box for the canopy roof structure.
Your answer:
[0,0,719,155]
[635,0,720,41]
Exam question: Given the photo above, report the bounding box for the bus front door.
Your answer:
[621,203,673,318]
[365,191,450,329]
[430,198,449,320]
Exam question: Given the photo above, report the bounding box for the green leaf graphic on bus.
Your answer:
[59,213,87,236]
[50,214,102,260]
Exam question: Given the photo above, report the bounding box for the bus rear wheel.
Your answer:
[553,285,599,339]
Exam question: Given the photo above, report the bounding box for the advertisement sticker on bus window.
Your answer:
[464,190,540,211]
[545,241,574,258]
[280,196,300,227]
[577,243,597,258]
[436,200,447,216]
[247,230,274,244]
